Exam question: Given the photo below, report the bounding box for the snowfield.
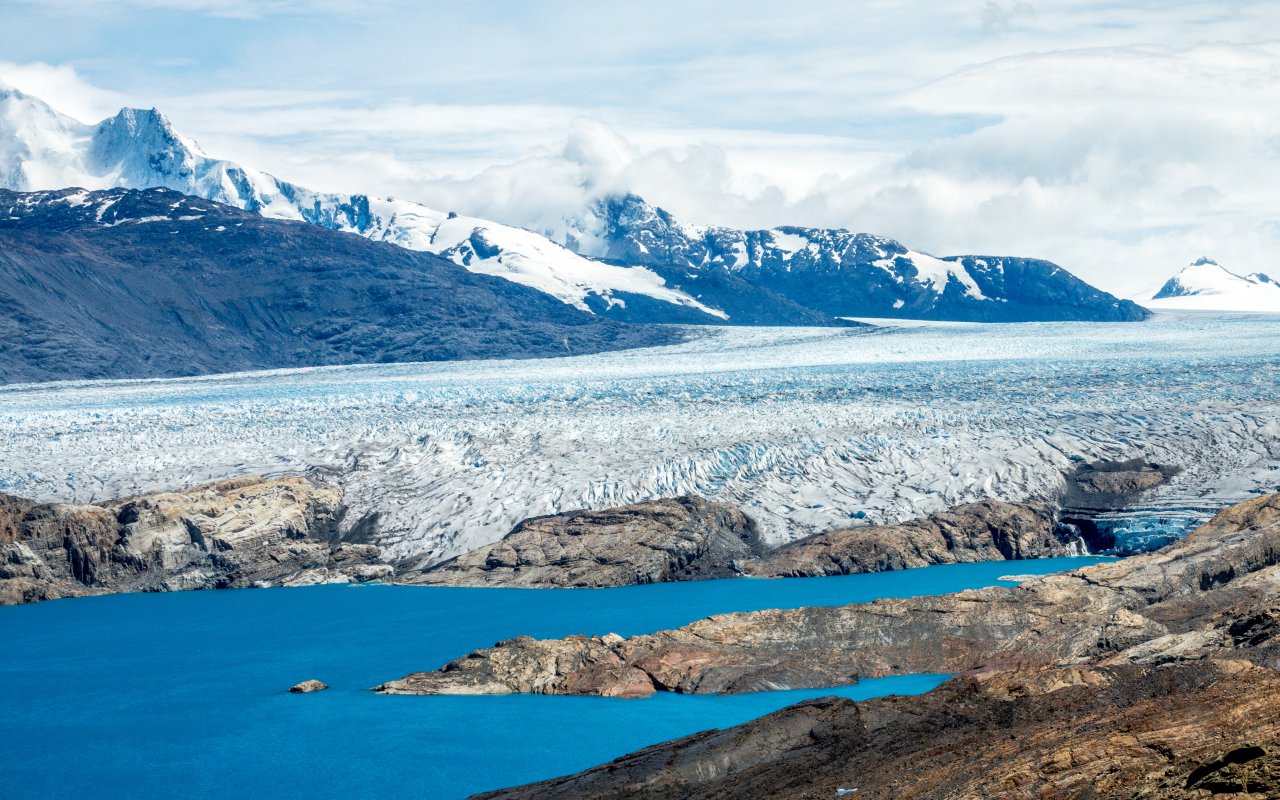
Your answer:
[2,312,1278,565]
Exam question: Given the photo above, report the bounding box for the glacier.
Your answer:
[0,313,1277,566]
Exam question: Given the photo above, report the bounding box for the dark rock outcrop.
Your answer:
[0,476,390,604]
[404,497,1079,589]
[0,187,679,385]
[403,497,763,588]
[1062,457,1178,512]
[744,499,1075,578]
[289,680,329,694]
[474,659,1280,800]
[376,493,1280,697]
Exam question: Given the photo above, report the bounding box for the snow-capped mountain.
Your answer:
[565,193,1149,322]
[0,86,728,324]
[1,85,1147,325]
[0,186,678,383]
[1142,258,1280,313]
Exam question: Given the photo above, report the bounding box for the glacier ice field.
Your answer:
[1,312,1278,565]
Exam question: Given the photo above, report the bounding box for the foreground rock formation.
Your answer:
[476,659,1280,799]
[743,499,1075,578]
[407,497,1080,588]
[0,476,390,604]
[377,493,1280,697]
[403,497,762,588]
[444,492,1280,798]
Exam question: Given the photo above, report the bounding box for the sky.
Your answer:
[2,0,1279,294]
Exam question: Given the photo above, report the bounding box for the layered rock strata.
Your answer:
[403,497,762,588]
[475,659,1280,800]
[0,476,389,604]
[377,493,1280,697]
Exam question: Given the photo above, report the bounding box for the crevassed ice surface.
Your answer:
[1,312,1278,564]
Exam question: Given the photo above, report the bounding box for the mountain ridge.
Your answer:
[565,193,1150,322]
[2,86,1147,324]
[0,186,679,384]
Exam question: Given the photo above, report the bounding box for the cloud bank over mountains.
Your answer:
[3,1,1278,294]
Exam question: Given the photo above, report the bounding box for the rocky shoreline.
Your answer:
[0,476,390,604]
[375,493,1280,698]
[475,658,1280,799]
[0,456,1174,605]
[393,491,1280,798]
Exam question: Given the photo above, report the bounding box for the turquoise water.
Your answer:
[0,557,1110,799]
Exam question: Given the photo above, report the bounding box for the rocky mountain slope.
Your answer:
[376,492,1280,697]
[476,659,1280,799]
[1143,257,1280,313]
[566,193,1150,322]
[0,476,388,604]
[0,187,677,383]
[0,86,802,325]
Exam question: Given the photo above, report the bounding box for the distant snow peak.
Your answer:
[1145,258,1280,313]
[568,191,1146,322]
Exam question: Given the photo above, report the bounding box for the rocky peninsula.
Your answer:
[375,492,1280,697]
[385,491,1280,798]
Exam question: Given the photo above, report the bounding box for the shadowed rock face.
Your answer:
[473,659,1280,800]
[0,476,390,604]
[375,493,1280,698]
[403,497,762,588]
[1062,458,1178,511]
[0,187,680,385]
[744,499,1076,578]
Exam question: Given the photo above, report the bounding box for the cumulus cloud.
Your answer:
[0,60,129,122]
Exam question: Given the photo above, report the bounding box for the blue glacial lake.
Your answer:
[0,557,1110,799]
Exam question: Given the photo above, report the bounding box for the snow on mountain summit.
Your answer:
[1,87,1149,325]
[0,89,725,322]
[563,192,1148,322]
[1143,258,1280,313]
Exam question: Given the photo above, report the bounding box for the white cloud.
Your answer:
[0,60,129,122]
[3,3,1280,294]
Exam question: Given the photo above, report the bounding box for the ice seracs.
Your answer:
[1142,257,1280,313]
